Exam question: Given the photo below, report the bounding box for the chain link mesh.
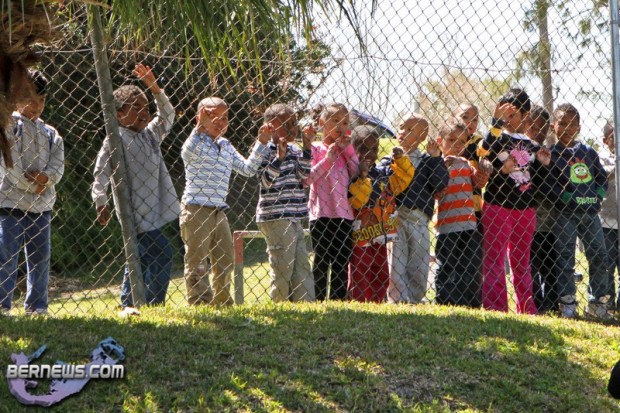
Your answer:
[0,2,617,318]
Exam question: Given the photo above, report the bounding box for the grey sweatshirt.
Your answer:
[0,113,64,213]
[92,92,180,234]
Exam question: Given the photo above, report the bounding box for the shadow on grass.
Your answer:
[1,304,619,412]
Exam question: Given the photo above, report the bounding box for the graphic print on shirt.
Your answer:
[352,180,398,247]
[497,142,533,192]
[570,158,593,184]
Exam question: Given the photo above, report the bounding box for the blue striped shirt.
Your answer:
[181,129,269,207]
[256,143,311,222]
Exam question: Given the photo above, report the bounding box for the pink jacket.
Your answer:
[304,141,359,221]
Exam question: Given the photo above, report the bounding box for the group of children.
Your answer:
[1,64,618,321]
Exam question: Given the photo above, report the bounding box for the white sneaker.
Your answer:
[559,302,578,319]
[586,302,612,320]
[25,308,48,316]
[559,295,578,319]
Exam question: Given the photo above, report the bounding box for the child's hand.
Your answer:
[24,170,49,186]
[276,137,288,160]
[426,139,441,157]
[536,146,551,166]
[493,102,518,126]
[257,122,274,145]
[301,125,314,150]
[335,130,351,149]
[478,158,494,175]
[97,205,112,226]
[392,146,404,160]
[500,155,517,174]
[359,160,369,180]
[34,184,46,195]
[133,64,161,94]
[302,124,317,143]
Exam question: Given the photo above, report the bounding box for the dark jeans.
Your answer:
[435,229,482,308]
[121,227,173,307]
[531,230,559,313]
[553,212,609,303]
[0,209,51,311]
[310,218,352,300]
[603,227,620,307]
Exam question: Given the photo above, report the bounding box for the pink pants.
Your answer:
[482,203,537,314]
[348,244,389,303]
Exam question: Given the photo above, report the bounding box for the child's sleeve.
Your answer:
[388,156,415,195]
[591,148,609,199]
[348,177,372,210]
[304,144,338,185]
[91,138,112,208]
[147,92,176,142]
[259,154,281,188]
[232,141,270,177]
[42,127,64,187]
[342,144,360,180]
[295,147,312,180]
[425,156,449,195]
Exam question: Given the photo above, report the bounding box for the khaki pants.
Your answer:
[180,204,233,305]
[258,219,314,302]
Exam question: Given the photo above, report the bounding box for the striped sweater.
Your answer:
[181,129,270,208]
[256,143,311,222]
[435,156,478,234]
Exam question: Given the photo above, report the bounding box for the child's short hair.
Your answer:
[553,103,580,123]
[309,103,325,124]
[319,103,348,121]
[439,117,468,138]
[351,125,381,146]
[264,103,295,122]
[400,112,428,125]
[197,97,226,112]
[604,118,614,138]
[113,85,147,111]
[529,104,550,126]
[453,102,478,114]
[28,70,48,96]
[499,88,531,114]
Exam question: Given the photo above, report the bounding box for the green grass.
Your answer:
[2,302,620,412]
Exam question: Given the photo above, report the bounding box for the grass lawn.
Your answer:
[2,301,620,412]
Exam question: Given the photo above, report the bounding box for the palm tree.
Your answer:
[1,0,369,166]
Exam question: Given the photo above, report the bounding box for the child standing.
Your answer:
[256,103,314,302]
[92,64,179,308]
[303,103,359,301]
[387,114,449,304]
[600,119,619,308]
[548,103,611,319]
[181,97,270,305]
[480,89,550,314]
[454,103,484,223]
[434,120,489,307]
[524,105,558,314]
[0,70,64,315]
[347,125,414,302]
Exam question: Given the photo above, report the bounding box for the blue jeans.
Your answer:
[553,212,609,303]
[603,227,620,306]
[120,228,173,307]
[0,209,51,311]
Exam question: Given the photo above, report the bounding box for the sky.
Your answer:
[306,0,612,141]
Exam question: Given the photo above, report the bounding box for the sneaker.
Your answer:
[559,295,578,319]
[585,302,612,321]
[25,308,48,316]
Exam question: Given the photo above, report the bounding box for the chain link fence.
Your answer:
[0,1,618,318]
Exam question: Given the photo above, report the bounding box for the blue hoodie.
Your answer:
[547,141,607,214]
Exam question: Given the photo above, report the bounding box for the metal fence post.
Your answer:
[88,5,145,307]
